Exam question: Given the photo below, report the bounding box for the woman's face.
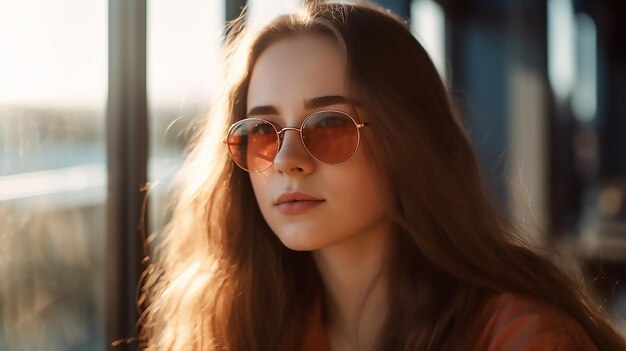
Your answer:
[247,34,391,251]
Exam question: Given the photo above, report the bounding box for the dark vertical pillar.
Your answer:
[106,0,148,350]
[596,1,626,178]
[576,0,626,318]
[224,0,248,45]
[445,2,510,206]
[226,0,247,29]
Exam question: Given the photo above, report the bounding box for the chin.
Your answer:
[277,231,327,252]
[280,239,323,252]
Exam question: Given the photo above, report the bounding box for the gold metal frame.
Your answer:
[222,109,369,173]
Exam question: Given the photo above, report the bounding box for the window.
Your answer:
[0,1,107,350]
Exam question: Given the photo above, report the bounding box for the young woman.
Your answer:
[138,1,626,350]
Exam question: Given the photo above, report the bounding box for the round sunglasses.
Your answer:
[223,110,369,172]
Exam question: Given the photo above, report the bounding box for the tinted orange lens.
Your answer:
[302,111,359,164]
[227,119,278,172]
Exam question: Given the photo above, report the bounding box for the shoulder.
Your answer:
[472,292,598,351]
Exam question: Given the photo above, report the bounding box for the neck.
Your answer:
[312,219,394,349]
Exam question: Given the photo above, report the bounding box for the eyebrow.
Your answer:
[246,95,356,117]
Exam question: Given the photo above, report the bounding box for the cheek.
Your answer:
[331,161,389,217]
[326,150,389,222]
[249,173,272,209]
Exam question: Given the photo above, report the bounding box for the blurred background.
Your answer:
[0,0,624,350]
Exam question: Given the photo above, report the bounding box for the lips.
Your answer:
[274,192,325,205]
[274,192,326,215]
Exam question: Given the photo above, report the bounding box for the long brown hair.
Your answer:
[138,1,626,350]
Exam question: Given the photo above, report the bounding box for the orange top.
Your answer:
[293,292,598,351]
[472,293,598,350]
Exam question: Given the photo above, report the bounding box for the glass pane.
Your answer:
[410,0,447,81]
[147,0,224,233]
[0,0,107,350]
[247,0,302,30]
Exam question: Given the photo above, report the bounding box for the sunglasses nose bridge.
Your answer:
[276,126,302,137]
[276,126,305,149]
[276,126,304,146]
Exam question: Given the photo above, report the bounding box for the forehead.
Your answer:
[246,34,347,115]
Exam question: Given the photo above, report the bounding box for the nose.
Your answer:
[272,128,315,176]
